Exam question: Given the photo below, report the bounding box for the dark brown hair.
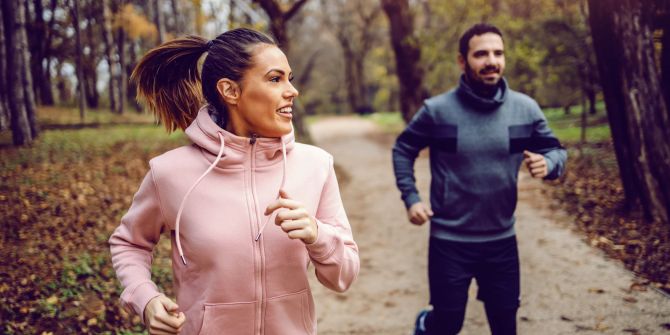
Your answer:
[458,23,504,57]
[131,28,276,132]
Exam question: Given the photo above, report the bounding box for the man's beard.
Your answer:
[464,62,501,97]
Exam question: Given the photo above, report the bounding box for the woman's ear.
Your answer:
[216,78,240,105]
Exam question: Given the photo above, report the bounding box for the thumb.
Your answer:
[523,150,531,159]
[279,189,291,199]
[426,207,434,217]
[159,296,179,313]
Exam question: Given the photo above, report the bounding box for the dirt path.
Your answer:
[307,116,670,335]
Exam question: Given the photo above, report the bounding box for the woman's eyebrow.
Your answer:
[265,68,285,76]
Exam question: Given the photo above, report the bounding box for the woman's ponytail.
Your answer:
[131,35,208,132]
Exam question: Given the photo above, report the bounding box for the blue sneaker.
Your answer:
[413,308,431,335]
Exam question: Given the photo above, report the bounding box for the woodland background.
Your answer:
[1,0,669,333]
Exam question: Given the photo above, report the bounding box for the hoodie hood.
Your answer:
[184,106,295,168]
[456,74,508,111]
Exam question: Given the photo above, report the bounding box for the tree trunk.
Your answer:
[170,0,182,35]
[589,0,670,223]
[28,0,46,104]
[117,25,126,114]
[19,0,37,137]
[39,0,57,106]
[154,0,165,44]
[127,41,141,112]
[84,1,99,109]
[0,0,9,130]
[71,0,86,122]
[102,0,117,112]
[3,0,34,145]
[661,14,670,111]
[381,0,429,123]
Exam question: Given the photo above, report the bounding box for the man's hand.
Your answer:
[523,150,548,179]
[144,294,186,335]
[408,202,433,225]
[266,190,318,244]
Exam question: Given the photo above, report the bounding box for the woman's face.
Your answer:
[230,44,299,138]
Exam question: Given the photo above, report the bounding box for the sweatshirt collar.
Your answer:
[456,74,508,111]
[184,106,295,168]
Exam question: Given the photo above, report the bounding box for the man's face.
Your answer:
[458,33,505,88]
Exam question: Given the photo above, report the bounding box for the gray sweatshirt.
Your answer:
[392,76,567,242]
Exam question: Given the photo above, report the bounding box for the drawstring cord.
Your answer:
[175,132,225,265]
[255,138,287,241]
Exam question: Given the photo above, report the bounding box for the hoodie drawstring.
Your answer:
[175,132,226,265]
[255,138,287,241]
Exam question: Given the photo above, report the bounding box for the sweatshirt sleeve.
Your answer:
[530,105,567,180]
[392,105,434,208]
[305,156,360,293]
[108,168,165,322]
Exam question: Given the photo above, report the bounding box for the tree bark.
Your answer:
[170,0,182,35]
[154,0,165,44]
[84,0,99,109]
[28,0,46,104]
[117,22,126,114]
[102,0,117,112]
[589,0,670,223]
[19,0,37,137]
[40,0,57,106]
[661,13,670,111]
[252,0,309,54]
[71,0,87,122]
[3,0,34,145]
[381,0,430,122]
[0,0,9,130]
[325,0,379,115]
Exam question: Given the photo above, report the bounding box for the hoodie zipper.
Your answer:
[248,133,266,335]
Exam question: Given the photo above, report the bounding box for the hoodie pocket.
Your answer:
[198,301,255,335]
[264,289,315,335]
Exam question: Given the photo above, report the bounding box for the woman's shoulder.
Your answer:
[292,142,333,163]
[148,144,202,170]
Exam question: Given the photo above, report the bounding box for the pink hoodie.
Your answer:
[109,108,359,334]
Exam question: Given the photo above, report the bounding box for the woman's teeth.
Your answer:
[278,107,292,114]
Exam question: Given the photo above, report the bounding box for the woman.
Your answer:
[109,28,359,335]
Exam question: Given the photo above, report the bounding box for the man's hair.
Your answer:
[458,23,504,56]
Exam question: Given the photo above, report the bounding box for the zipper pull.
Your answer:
[250,133,257,145]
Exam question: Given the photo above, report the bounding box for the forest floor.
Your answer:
[307,116,670,335]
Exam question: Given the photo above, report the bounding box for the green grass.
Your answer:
[2,125,186,168]
[363,111,406,133]
[38,106,156,126]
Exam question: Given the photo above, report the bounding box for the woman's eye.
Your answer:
[270,76,280,83]
[288,76,294,82]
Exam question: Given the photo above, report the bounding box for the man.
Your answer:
[392,23,567,335]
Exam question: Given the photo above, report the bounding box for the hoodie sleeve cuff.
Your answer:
[305,220,340,261]
[120,281,161,324]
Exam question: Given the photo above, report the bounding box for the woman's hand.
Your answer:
[144,294,186,335]
[265,190,318,244]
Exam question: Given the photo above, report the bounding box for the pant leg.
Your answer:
[426,237,475,335]
[484,304,518,335]
[474,236,521,335]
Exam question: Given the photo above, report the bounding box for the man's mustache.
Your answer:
[479,65,500,74]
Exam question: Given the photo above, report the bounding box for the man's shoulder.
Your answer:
[506,89,540,109]
[424,89,459,112]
